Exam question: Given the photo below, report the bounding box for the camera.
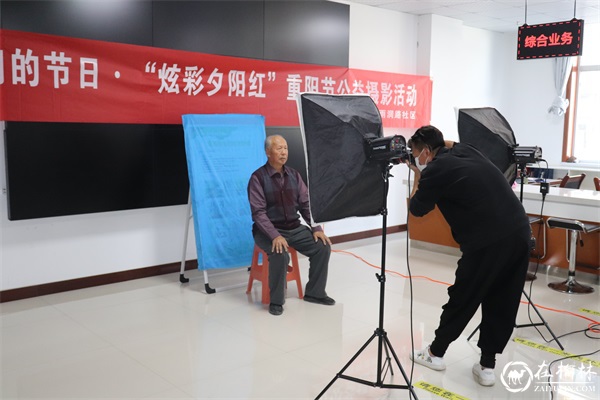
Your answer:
[365,135,413,164]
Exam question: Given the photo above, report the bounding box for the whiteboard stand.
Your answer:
[179,198,193,284]
[179,194,249,294]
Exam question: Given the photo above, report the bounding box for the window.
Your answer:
[564,23,600,164]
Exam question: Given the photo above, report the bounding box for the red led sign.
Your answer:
[517,19,584,60]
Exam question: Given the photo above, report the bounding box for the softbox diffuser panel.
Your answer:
[298,93,385,223]
[457,107,517,184]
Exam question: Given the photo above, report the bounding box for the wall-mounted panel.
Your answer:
[1,0,153,45]
[4,122,189,220]
[152,1,264,58]
[264,1,349,67]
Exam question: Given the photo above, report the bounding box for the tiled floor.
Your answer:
[1,233,599,399]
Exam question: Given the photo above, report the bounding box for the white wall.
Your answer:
[2,3,565,292]
[500,32,564,164]
[417,15,510,141]
[322,3,417,237]
[417,14,566,164]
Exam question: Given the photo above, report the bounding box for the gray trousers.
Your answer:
[253,225,331,306]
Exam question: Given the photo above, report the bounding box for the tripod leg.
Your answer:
[382,338,394,378]
[468,293,563,350]
[467,323,481,341]
[381,335,420,398]
[517,290,564,350]
[315,332,378,400]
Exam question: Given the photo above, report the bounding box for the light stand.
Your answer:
[467,163,564,350]
[519,165,538,281]
[315,163,418,400]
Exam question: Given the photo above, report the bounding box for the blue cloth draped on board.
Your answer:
[182,114,266,270]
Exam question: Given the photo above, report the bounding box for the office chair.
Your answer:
[559,173,586,189]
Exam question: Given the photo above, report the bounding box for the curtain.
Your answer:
[548,57,574,116]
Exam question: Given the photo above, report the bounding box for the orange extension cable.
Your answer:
[332,249,600,333]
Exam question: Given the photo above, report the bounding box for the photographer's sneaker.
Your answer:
[409,346,446,371]
[472,364,495,386]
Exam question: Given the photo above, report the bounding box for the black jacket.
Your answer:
[410,143,529,252]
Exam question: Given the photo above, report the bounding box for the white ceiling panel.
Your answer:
[347,0,600,32]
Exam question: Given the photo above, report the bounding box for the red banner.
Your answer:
[0,29,431,128]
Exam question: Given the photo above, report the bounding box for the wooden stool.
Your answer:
[546,217,599,294]
[246,245,303,304]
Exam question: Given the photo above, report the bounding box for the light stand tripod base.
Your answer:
[466,289,564,350]
[314,163,418,400]
[315,329,417,399]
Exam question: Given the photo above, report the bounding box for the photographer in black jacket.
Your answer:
[406,125,531,387]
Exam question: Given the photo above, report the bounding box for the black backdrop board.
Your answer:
[4,122,189,220]
[1,0,349,220]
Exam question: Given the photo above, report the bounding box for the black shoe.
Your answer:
[269,303,283,316]
[303,295,335,306]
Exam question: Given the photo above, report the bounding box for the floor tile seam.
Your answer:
[285,328,377,366]
[192,314,294,355]
[0,313,117,373]
[0,309,66,330]
[238,315,379,356]
[0,340,127,377]
[106,341,182,391]
[161,291,251,318]
[48,300,135,351]
[174,350,319,396]
[48,291,180,321]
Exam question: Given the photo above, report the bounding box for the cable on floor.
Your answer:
[330,249,600,329]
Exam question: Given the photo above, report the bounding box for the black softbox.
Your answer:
[457,107,518,184]
[297,94,385,223]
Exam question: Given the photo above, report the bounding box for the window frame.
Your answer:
[563,58,578,162]
[563,56,600,163]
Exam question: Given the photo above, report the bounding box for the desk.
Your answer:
[528,164,600,191]
[523,179,562,186]
[406,183,600,273]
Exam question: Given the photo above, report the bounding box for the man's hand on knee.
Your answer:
[272,236,289,253]
[313,231,332,246]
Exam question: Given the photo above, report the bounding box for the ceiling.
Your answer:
[348,0,600,32]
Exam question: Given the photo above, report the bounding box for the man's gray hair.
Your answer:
[264,135,284,151]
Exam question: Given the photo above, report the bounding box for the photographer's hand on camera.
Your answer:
[404,158,421,175]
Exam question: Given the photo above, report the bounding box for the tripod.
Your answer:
[315,163,418,400]
[466,164,564,350]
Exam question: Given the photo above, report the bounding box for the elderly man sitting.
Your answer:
[247,135,335,316]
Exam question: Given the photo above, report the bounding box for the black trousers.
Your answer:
[430,225,531,363]
[253,225,331,306]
